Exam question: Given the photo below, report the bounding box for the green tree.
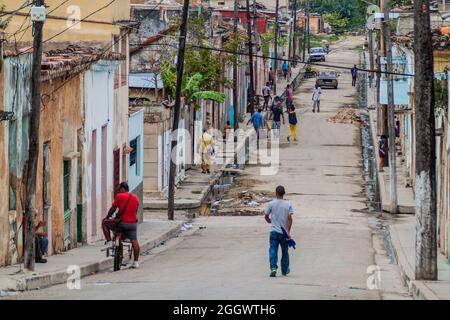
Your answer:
[323,12,349,34]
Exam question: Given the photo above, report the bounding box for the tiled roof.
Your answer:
[42,45,124,70]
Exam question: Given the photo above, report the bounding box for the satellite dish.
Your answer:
[367,4,381,15]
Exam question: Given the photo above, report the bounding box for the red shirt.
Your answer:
[112,192,139,224]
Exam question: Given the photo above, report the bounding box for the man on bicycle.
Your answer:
[102,182,140,269]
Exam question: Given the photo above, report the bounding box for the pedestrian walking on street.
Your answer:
[265,185,294,277]
[247,108,265,146]
[270,97,285,139]
[351,65,358,87]
[286,84,294,108]
[269,67,275,89]
[282,60,289,80]
[262,82,272,111]
[287,105,298,141]
[312,84,322,113]
[199,129,215,174]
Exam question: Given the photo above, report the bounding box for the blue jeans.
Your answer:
[269,231,290,274]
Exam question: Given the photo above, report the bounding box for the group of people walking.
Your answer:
[249,83,298,142]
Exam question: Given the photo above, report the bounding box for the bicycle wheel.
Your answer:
[113,242,123,271]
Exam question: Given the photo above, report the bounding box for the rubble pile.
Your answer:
[327,108,361,125]
[212,190,271,216]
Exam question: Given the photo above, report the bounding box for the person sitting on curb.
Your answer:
[35,210,48,263]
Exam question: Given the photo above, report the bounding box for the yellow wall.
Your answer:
[3,0,130,43]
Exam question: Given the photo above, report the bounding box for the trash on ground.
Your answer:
[327,107,361,125]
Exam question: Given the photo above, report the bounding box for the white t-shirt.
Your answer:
[265,199,294,234]
[312,87,322,101]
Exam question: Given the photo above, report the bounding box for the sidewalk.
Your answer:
[0,219,184,293]
[364,64,450,299]
[389,216,450,300]
[368,109,415,214]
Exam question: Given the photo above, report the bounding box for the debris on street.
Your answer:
[327,107,361,125]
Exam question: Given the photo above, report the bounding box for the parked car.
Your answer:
[316,70,339,89]
[308,47,326,62]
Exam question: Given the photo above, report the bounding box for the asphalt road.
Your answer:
[9,36,410,300]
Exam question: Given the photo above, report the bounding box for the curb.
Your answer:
[2,222,184,292]
[388,224,439,300]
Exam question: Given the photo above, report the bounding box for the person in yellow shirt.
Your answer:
[199,129,214,174]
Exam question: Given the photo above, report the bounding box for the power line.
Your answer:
[0,0,32,19]
[14,0,117,56]
[40,0,165,100]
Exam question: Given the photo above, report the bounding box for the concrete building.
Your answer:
[0,0,132,265]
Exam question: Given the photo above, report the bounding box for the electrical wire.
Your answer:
[0,0,32,19]
[13,0,118,57]
[40,0,165,101]
[6,0,73,41]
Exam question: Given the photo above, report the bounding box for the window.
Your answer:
[63,160,70,213]
[129,136,141,176]
[129,138,137,167]
[136,136,140,176]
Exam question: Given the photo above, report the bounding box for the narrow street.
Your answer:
[8,37,408,300]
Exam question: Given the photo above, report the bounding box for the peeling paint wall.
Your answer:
[2,54,33,266]
[0,53,9,267]
[35,75,84,254]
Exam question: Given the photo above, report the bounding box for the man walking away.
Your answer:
[265,186,294,277]
[351,65,358,87]
[312,84,322,113]
[287,105,298,142]
[282,60,289,80]
[262,82,271,111]
[269,67,275,89]
[286,84,294,108]
[247,108,265,146]
[270,98,285,139]
[102,182,140,269]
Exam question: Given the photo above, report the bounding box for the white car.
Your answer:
[308,47,326,62]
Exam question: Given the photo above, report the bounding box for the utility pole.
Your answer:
[292,0,298,66]
[24,0,45,271]
[246,0,255,113]
[383,0,398,214]
[302,0,309,62]
[253,0,258,98]
[233,0,239,166]
[379,0,388,167]
[274,0,279,94]
[414,0,437,281]
[168,0,189,221]
[306,0,310,54]
[368,28,374,88]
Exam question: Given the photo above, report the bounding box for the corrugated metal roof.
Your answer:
[129,73,164,89]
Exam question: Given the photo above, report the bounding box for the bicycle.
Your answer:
[103,227,133,271]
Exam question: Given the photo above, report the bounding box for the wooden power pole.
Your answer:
[274,0,279,94]
[379,0,388,166]
[168,0,189,221]
[292,0,298,65]
[246,0,255,113]
[233,0,239,165]
[384,0,398,214]
[24,0,45,271]
[414,0,437,280]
